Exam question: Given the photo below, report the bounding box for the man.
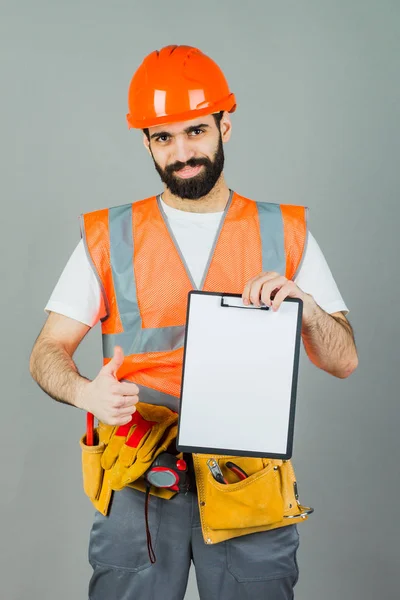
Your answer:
[30,45,358,599]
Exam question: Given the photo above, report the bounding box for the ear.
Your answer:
[220,112,232,143]
[143,133,152,156]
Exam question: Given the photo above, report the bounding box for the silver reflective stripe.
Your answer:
[107,202,185,355]
[121,380,180,412]
[109,203,138,331]
[256,202,286,275]
[102,325,185,357]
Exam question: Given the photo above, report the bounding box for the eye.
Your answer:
[190,128,204,136]
[156,135,170,143]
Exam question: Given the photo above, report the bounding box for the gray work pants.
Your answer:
[88,485,300,600]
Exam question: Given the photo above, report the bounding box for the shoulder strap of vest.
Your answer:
[253,199,308,280]
[79,197,157,325]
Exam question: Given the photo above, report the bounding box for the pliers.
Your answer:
[207,459,248,484]
[226,461,248,481]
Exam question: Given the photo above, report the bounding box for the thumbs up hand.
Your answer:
[102,345,125,378]
[78,346,139,425]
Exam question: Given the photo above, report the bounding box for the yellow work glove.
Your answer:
[105,403,179,491]
[100,416,139,470]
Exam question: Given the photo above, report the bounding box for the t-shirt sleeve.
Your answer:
[293,231,349,315]
[44,239,107,327]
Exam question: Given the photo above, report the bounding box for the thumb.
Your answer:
[102,345,125,379]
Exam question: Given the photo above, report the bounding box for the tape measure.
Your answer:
[145,452,190,492]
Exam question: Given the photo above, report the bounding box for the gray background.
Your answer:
[1,0,399,598]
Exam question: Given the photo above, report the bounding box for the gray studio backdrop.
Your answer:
[1,1,399,599]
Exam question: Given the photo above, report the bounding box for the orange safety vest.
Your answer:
[80,189,308,408]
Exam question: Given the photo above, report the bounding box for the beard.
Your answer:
[150,133,225,200]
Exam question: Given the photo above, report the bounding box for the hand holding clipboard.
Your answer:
[241,269,310,317]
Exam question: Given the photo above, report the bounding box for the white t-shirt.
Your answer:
[45,198,349,327]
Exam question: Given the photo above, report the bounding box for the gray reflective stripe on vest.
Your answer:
[102,325,185,357]
[104,197,286,358]
[255,202,286,276]
[109,203,138,332]
[106,202,185,356]
[121,380,180,412]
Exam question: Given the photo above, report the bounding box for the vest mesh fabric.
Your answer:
[81,192,307,401]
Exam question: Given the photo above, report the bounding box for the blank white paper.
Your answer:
[177,293,301,456]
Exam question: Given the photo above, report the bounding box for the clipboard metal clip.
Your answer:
[220,297,270,310]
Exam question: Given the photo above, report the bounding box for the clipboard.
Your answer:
[176,291,303,460]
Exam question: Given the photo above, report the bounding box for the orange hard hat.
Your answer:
[126,45,237,129]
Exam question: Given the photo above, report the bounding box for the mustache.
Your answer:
[166,158,210,174]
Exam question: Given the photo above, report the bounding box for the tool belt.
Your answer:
[79,403,313,551]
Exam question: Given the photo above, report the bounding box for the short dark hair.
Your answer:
[142,110,225,141]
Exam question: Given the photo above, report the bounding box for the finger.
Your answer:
[117,406,138,419]
[115,414,136,426]
[249,274,282,307]
[102,346,125,378]
[111,407,137,426]
[243,275,270,307]
[113,381,140,396]
[242,272,279,305]
[260,275,288,306]
[112,395,139,409]
[271,281,297,311]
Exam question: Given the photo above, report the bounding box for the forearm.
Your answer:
[29,337,91,409]
[301,295,358,378]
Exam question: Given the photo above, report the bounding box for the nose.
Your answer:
[172,136,196,165]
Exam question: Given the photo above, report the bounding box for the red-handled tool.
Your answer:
[226,461,248,481]
[86,412,94,446]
